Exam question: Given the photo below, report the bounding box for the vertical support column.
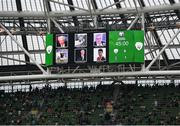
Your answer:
[141,13,146,71]
[94,16,98,29]
[16,0,30,63]
[47,18,51,34]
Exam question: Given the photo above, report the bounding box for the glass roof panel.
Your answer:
[29,53,44,64]
[145,31,157,46]
[177,48,180,55]
[165,48,174,59]
[157,29,180,45]
[0,0,17,11]
[122,0,140,8]
[27,35,45,51]
[0,54,25,66]
[174,0,180,3]
[72,0,90,10]
[145,49,152,60]
[143,0,170,6]
[21,0,44,11]
[96,0,116,9]
[0,35,23,52]
[50,0,70,11]
[170,48,180,59]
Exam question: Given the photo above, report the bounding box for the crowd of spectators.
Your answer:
[0,83,180,125]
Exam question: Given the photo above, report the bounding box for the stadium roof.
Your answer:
[0,0,180,82]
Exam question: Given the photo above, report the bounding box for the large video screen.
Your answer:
[45,30,144,66]
[109,30,144,63]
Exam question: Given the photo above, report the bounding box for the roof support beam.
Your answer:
[0,23,48,75]
[127,15,139,30]
[145,29,180,71]
[139,0,169,70]
[2,70,180,81]
[16,0,30,63]
[0,3,179,17]
[67,0,79,26]
[50,18,64,33]
[151,30,169,67]
[91,0,101,28]
[43,0,52,33]
[114,0,127,24]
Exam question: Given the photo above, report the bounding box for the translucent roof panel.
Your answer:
[143,0,170,6]
[0,54,25,66]
[72,0,92,10]
[0,35,26,66]
[96,0,116,9]
[50,0,70,11]
[21,0,44,11]
[170,48,180,59]
[29,53,45,64]
[165,48,175,59]
[0,0,17,11]
[174,0,180,3]
[145,31,157,46]
[120,0,140,8]
[0,35,23,52]
[145,49,152,60]
[145,49,163,60]
[157,29,180,45]
[27,35,45,51]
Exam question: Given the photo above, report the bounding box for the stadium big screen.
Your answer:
[45,30,144,67]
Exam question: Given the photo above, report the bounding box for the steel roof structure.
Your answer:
[0,0,180,86]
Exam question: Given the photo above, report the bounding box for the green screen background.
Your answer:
[45,34,54,66]
[109,30,144,63]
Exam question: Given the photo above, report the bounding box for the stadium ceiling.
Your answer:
[0,0,180,83]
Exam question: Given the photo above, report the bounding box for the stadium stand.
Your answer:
[0,84,180,125]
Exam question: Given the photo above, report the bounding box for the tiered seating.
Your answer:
[0,83,180,125]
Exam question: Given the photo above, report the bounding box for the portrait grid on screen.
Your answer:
[74,48,87,62]
[93,33,106,47]
[56,49,68,64]
[93,48,106,62]
[74,33,87,47]
[56,34,68,48]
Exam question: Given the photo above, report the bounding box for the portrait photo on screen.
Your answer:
[56,49,68,63]
[74,48,87,62]
[93,33,106,47]
[93,48,106,62]
[74,33,87,47]
[56,34,68,48]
